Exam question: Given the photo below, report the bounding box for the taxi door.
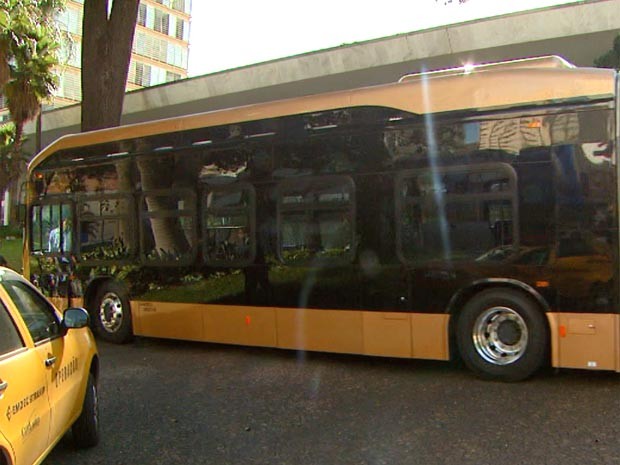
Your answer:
[0,301,51,465]
[0,279,88,447]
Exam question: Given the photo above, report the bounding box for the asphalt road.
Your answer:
[46,337,620,465]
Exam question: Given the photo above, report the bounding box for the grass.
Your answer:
[0,238,23,271]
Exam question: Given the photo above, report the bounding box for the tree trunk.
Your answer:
[81,0,140,132]
[137,157,191,258]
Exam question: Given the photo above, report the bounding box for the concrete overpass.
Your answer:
[26,0,620,154]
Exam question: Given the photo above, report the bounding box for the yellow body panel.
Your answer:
[204,306,277,347]
[547,313,620,371]
[0,349,51,465]
[276,308,364,354]
[132,300,451,360]
[134,301,620,372]
[411,313,451,361]
[0,276,98,465]
[363,312,412,358]
[134,301,204,341]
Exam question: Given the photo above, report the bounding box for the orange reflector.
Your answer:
[527,119,543,128]
[245,315,251,326]
[559,325,567,338]
[536,281,550,288]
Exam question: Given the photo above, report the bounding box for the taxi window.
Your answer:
[2,281,61,343]
[0,302,24,355]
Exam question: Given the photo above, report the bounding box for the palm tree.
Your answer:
[0,122,17,193]
[0,0,63,191]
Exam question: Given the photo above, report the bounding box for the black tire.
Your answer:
[456,288,548,382]
[91,281,133,344]
[72,374,99,448]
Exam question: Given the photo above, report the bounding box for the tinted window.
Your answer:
[0,303,24,355]
[79,195,135,261]
[397,163,518,263]
[30,202,74,254]
[3,281,61,343]
[203,184,256,266]
[277,176,355,264]
[140,189,196,264]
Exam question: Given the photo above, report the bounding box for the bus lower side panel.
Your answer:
[546,313,620,371]
[129,301,620,371]
[131,301,450,361]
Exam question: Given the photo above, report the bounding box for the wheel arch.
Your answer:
[446,279,551,354]
[83,276,116,312]
[0,447,12,465]
[89,354,100,384]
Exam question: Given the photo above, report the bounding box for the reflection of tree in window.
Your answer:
[278,177,355,263]
[203,185,255,265]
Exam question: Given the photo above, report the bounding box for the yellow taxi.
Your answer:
[0,268,99,465]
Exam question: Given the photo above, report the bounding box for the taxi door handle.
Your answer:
[0,380,7,394]
[45,356,57,367]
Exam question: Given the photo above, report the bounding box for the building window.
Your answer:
[150,66,167,85]
[134,62,152,86]
[153,9,170,35]
[172,0,186,12]
[166,43,187,68]
[56,71,82,101]
[166,71,181,82]
[137,3,147,26]
[175,18,185,40]
[59,41,81,68]
[56,7,82,35]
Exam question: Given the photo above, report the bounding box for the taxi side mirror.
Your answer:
[62,307,90,330]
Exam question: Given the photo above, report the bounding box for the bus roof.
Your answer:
[398,55,575,82]
[29,56,615,172]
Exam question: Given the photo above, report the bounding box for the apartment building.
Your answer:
[0,0,191,121]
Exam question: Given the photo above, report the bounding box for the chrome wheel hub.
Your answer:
[99,292,124,333]
[473,306,528,365]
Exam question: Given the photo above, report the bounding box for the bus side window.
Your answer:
[78,196,135,261]
[395,163,518,263]
[30,202,74,254]
[276,175,356,265]
[202,183,256,266]
[139,189,197,264]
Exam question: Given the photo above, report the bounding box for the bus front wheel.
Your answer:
[456,288,548,381]
[91,281,133,344]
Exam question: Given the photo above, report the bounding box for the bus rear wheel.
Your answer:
[91,281,133,344]
[456,288,548,381]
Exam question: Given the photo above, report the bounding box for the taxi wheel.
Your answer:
[73,374,99,448]
[92,281,133,344]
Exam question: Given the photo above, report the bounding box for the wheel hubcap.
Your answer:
[473,306,528,365]
[99,292,123,333]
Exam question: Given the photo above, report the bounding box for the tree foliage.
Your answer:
[0,122,18,191]
[0,0,63,144]
[0,0,64,192]
[594,34,620,70]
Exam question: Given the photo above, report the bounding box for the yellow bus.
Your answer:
[24,56,619,380]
